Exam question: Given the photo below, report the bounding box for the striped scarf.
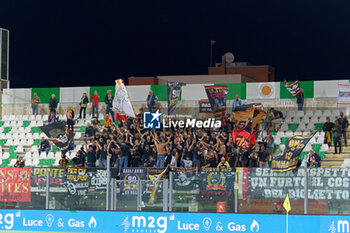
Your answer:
[67,109,73,119]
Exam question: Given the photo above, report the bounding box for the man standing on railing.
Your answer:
[90,90,100,119]
[49,94,58,114]
[105,90,115,122]
[146,90,158,112]
[323,117,334,147]
[232,94,242,111]
[31,92,40,116]
[78,93,89,119]
[333,120,342,154]
[337,112,349,147]
[66,106,75,132]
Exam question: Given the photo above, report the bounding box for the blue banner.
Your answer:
[0,209,348,233]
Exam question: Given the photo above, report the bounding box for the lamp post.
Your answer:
[210,40,216,67]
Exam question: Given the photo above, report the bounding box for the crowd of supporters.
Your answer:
[28,90,348,172]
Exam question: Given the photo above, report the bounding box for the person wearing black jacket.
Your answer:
[337,112,349,147]
[96,140,108,168]
[85,143,98,167]
[79,93,89,119]
[323,117,335,147]
[38,137,50,155]
[296,89,304,111]
[130,139,143,167]
[49,94,58,114]
[118,138,131,174]
[66,106,75,132]
[333,121,342,154]
[105,90,115,122]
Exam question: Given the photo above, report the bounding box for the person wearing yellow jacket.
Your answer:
[217,157,230,169]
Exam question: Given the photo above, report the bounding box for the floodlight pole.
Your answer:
[210,40,216,67]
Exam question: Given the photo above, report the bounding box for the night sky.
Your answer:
[1,0,350,88]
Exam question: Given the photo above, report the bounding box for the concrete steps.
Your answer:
[322,144,350,167]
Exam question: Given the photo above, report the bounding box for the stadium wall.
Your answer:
[1,80,349,117]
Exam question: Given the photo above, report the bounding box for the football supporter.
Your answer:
[90,90,100,118]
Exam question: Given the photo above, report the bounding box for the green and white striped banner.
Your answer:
[2,80,350,105]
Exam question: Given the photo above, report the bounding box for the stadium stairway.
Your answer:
[0,114,105,167]
[321,115,350,168]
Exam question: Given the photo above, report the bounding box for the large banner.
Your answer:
[199,100,212,113]
[66,168,107,196]
[199,171,235,199]
[232,103,265,151]
[172,168,197,191]
[272,133,315,172]
[247,168,350,200]
[40,121,74,155]
[31,167,66,192]
[337,83,350,105]
[204,85,228,118]
[167,81,185,115]
[0,168,31,202]
[113,79,136,118]
[284,80,301,96]
[120,168,147,195]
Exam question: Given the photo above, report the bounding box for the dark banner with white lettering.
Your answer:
[247,168,350,200]
[204,85,228,118]
[120,168,147,195]
[199,100,212,113]
[272,133,315,172]
[172,168,198,191]
[66,168,107,196]
[167,81,185,115]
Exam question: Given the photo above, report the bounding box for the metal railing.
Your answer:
[1,162,350,215]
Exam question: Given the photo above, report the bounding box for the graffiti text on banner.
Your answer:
[247,168,350,200]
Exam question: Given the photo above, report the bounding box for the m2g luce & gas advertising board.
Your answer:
[0,209,349,233]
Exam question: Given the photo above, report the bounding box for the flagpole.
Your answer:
[286,211,288,233]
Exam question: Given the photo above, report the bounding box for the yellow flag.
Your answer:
[283,194,291,213]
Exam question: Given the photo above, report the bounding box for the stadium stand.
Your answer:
[0,107,349,168]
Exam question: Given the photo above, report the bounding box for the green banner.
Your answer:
[280,81,314,99]
[31,87,60,104]
[89,86,114,103]
[215,83,246,100]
